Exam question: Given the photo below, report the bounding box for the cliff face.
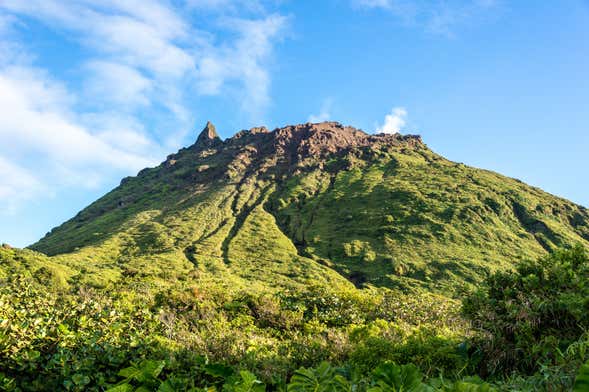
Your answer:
[30,121,589,292]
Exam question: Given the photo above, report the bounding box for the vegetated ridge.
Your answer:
[28,121,589,293]
[3,121,589,391]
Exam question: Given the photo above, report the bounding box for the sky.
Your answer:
[0,0,588,247]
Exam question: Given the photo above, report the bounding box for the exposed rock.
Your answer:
[195,121,222,148]
[199,121,426,174]
[264,121,422,167]
[250,126,269,134]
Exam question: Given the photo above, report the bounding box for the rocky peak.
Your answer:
[269,122,423,162]
[172,121,424,177]
[195,121,221,148]
[273,122,365,156]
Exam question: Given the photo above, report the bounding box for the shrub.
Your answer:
[463,245,589,376]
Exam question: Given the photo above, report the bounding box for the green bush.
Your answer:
[3,246,588,390]
[463,245,589,377]
[573,360,589,392]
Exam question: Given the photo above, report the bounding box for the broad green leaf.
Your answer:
[205,363,235,380]
[139,360,166,382]
[71,373,91,386]
[223,370,265,392]
[574,361,589,392]
[158,380,177,392]
[369,362,428,392]
[118,365,141,380]
[288,362,350,392]
[105,383,134,392]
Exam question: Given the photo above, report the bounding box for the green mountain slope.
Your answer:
[28,121,589,292]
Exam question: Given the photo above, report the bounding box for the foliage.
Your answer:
[463,245,589,377]
[287,362,350,392]
[368,362,426,391]
[106,360,166,391]
[573,360,589,392]
[0,263,468,391]
[0,276,167,391]
[2,245,589,390]
[3,116,589,390]
[25,124,589,295]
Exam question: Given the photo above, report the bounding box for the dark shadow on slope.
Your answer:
[220,185,270,265]
[511,201,562,252]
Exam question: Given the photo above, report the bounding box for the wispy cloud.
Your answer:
[185,0,266,13]
[0,65,156,181]
[0,0,288,213]
[0,0,287,119]
[195,14,288,119]
[354,0,395,9]
[352,0,499,36]
[376,107,407,134]
[84,61,153,108]
[0,156,46,215]
[308,98,333,123]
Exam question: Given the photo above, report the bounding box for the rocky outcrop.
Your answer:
[194,121,222,149]
[219,121,424,169]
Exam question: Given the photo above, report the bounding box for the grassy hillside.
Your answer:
[3,122,589,390]
[28,122,589,293]
[269,142,589,291]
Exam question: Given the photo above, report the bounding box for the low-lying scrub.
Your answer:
[1,246,588,390]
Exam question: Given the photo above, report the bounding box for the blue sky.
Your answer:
[0,0,588,247]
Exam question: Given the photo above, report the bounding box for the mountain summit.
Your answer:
[195,121,221,148]
[30,121,589,292]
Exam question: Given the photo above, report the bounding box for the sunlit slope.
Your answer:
[268,144,589,290]
[29,122,589,292]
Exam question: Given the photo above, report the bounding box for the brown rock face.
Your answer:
[164,121,423,183]
[195,121,221,148]
[225,122,423,164]
[262,121,422,168]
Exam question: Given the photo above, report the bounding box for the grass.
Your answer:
[269,143,589,292]
[3,122,589,390]
[24,125,589,294]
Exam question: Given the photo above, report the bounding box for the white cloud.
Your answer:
[0,0,288,213]
[0,156,46,215]
[88,15,195,78]
[185,0,265,13]
[0,1,286,114]
[0,64,160,214]
[0,0,197,134]
[308,98,333,123]
[195,14,288,118]
[85,113,154,154]
[354,0,393,9]
[85,61,153,107]
[376,107,407,134]
[351,0,499,36]
[0,66,154,169]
